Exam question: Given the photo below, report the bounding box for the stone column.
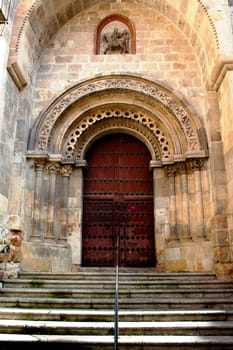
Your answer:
[201,165,211,238]
[174,167,183,240]
[178,163,192,241]
[59,165,73,242]
[46,162,60,241]
[165,165,178,242]
[191,159,206,240]
[31,160,46,240]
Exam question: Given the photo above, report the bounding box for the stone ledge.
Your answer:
[7,61,27,91]
[208,58,233,91]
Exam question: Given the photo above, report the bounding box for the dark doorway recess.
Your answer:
[82,133,155,267]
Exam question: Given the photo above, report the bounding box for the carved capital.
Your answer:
[164,158,207,176]
[164,164,177,177]
[176,162,186,175]
[188,158,205,172]
[60,165,73,177]
[34,160,47,171]
[46,162,60,174]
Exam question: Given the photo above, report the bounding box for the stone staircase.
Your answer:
[0,269,233,349]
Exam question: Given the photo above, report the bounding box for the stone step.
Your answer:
[0,334,233,350]
[0,308,233,322]
[3,278,233,289]
[0,271,232,349]
[18,271,217,281]
[1,287,233,299]
[0,296,232,309]
[0,319,233,336]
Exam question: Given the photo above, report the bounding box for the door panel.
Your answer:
[82,133,155,267]
[82,198,115,266]
[117,199,155,267]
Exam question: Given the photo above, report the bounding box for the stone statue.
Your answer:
[103,27,129,54]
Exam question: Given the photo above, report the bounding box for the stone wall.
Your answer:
[0,0,33,222]
[218,71,233,274]
[13,1,233,276]
[229,0,233,32]
[0,0,233,277]
[0,0,34,277]
[33,1,205,120]
[0,221,23,278]
[0,1,16,218]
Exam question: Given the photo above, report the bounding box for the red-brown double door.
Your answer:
[82,133,155,267]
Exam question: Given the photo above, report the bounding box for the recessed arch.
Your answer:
[27,74,208,166]
[8,0,225,90]
[71,117,163,163]
[24,76,212,273]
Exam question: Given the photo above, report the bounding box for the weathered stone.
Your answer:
[0,0,232,277]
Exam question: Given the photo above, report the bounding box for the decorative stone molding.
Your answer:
[197,0,219,48]
[33,159,74,175]
[60,165,73,177]
[34,159,47,171]
[7,62,27,91]
[164,158,207,176]
[28,75,208,166]
[164,164,177,177]
[176,162,187,175]
[74,116,161,161]
[63,107,170,162]
[208,60,233,91]
[188,158,206,172]
[46,162,60,174]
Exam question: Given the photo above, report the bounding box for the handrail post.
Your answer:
[114,234,119,350]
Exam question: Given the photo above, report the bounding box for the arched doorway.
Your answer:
[82,133,155,267]
[25,75,210,273]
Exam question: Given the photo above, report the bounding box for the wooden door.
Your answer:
[82,133,155,267]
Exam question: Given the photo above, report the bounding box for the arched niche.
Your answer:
[95,14,136,54]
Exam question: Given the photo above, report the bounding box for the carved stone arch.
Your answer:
[24,74,212,273]
[61,105,173,164]
[27,74,208,164]
[70,117,162,163]
[50,100,183,161]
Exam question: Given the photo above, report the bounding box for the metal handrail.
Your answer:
[114,234,119,350]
